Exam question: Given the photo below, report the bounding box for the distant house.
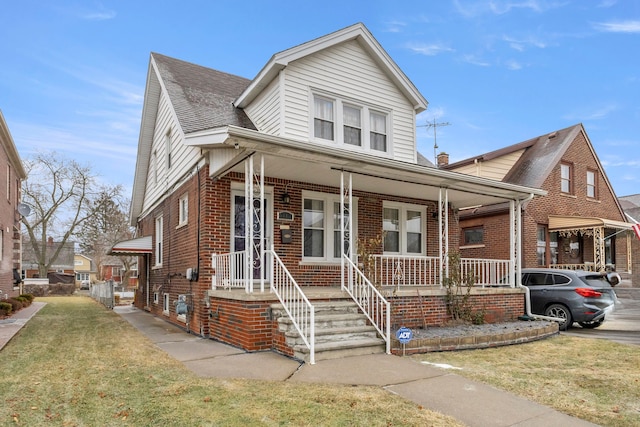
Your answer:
[443,124,633,280]
[74,254,97,287]
[113,23,547,362]
[0,110,27,297]
[618,195,640,282]
[22,237,76,281]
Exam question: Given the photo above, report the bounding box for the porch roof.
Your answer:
[548,215,632,231]
[108,236,152,256]
[191,126,547,209]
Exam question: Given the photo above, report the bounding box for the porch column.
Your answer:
[509,200,521,288]
[244,155,265,293]
[438,187,449,286]
[340,171,353,290]
[594,226,605,272]
[628,233,632,274]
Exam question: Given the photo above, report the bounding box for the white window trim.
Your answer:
[178,193,188,227]
[382,201,426,255]
[309,90,393,157]
[163,293,170,315]
[301,191,358,263]
[155,215,163,267]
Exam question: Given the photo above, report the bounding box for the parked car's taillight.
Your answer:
[575,288,602,298]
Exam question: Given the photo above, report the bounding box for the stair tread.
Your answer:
[295,337,385,353]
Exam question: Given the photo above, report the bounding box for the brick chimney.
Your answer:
[437,152,449,168]
[47,236,53,245]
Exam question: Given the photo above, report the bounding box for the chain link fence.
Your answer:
[90,280,115,309]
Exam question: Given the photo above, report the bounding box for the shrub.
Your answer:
[0,301,12,316]
[20,293,35,303]
[6,298,23,312]
[14,296,30,307]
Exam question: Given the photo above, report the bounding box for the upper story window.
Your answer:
[586,169,597,199]
[178,194,188,226]
[560,162,573,194]
[6,164,11,201]
[312,93,390,155]
[165,129,172,170]
[383,202,425,255]
[155,215,163,266]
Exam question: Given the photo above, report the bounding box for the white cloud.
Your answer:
[564,104,618,121]
[461,54,491,66]
[407,42,454,56]
[384,20,408,33]
[503,35,547,51]
[505,59,523,70]
[592,20,640,33]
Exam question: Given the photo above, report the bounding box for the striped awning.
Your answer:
[548,215,632,231]
[108,236,152,255]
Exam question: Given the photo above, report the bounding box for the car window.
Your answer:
[581,275,610,287]
[524,273,551,286]
[552,274,571,285]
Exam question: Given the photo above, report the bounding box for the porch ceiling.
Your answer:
[202,126,547,209]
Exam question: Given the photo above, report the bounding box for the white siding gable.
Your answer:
[243,40,418,163]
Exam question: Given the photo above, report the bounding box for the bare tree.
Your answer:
[21,151,121,278]
[77,191,136,282]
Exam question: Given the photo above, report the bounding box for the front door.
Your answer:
[232,192,270,280]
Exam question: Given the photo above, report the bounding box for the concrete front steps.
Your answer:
[272,300,386,362]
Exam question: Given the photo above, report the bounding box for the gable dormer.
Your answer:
[234,23,428,164]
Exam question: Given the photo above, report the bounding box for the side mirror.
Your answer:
[606,272,621,287]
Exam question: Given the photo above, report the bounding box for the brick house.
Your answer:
[0,110,27,297]
[618,195,640,284]
[443,124,632,279]
[113,23,547,362]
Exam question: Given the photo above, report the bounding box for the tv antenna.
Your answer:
[419,118,450,164]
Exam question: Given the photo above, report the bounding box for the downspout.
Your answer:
[514,194,564,323]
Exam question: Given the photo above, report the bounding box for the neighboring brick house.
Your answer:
[443,124,632,279]
[113,23,546,360]
[618,195,640,284]
[0,110,27,297]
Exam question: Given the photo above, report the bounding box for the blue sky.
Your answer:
[1,0,639,198]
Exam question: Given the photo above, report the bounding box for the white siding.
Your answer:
[244,77,281,135]
[142,91,201,213]
[257,40,417,163]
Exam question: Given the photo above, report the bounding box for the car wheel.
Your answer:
[578,319,604,329]
[545,304,573,331]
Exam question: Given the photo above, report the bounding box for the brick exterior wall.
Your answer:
[459,131,631,274]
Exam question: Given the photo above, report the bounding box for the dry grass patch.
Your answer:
[0,297,462,426]
[415,335,640,427]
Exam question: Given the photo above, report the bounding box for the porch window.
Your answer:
[587,169,597,198]
[383,203,425,255]
[560,162,573,194]
[550,232,558,265]
[370,112,387,152]
[303,193,357,261]
[314,96,334,140]
[463,227,484,245]
[155,215,163,266]
[537,225,546,266]
[343,105,362,146]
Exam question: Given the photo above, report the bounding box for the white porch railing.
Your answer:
[373,255,512,287]
[549,263,597,272]
[268,248,315,364]
[343,255,391,354]
[211,251,247,291]
[373,255,440,288]
[461,258,511,287]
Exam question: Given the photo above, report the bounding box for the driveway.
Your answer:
[562,288,640,346]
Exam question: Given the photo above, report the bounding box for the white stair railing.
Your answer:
[343,255,390,354]
[268,247,315,364]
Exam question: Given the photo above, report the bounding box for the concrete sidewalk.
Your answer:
[115,304,598,427]
[0,301,46,351]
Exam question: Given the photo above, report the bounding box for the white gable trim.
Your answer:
[234,23,428,113]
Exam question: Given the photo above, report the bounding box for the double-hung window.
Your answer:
[178,194,188,226]
[312,93,390,154]
[383,203,425,255]
[586,169,597,198]
[314,97,334,140]
[303,192,356,261]
[560,162,573,194]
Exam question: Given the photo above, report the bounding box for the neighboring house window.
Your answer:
[6,164,10,201]
[383,203,425,254]
[560,162,573,194]
[537,225,546,266]
[586,169,597,198]
[165,129,172,170]
[155,215,163,266]
[178,194,188,226]
[153,292,159,304]
[343,105,362,146]
[163,293,170,315]
[314,96,334,140]
[76,272,89,281]
[370,112,387,152]
[311,92,390,154]
[463,227,484,245]
[303,192,356,261]
[153,150,158,185]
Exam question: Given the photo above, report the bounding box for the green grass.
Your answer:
[415,335,640,427]
[0,297,461,426]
